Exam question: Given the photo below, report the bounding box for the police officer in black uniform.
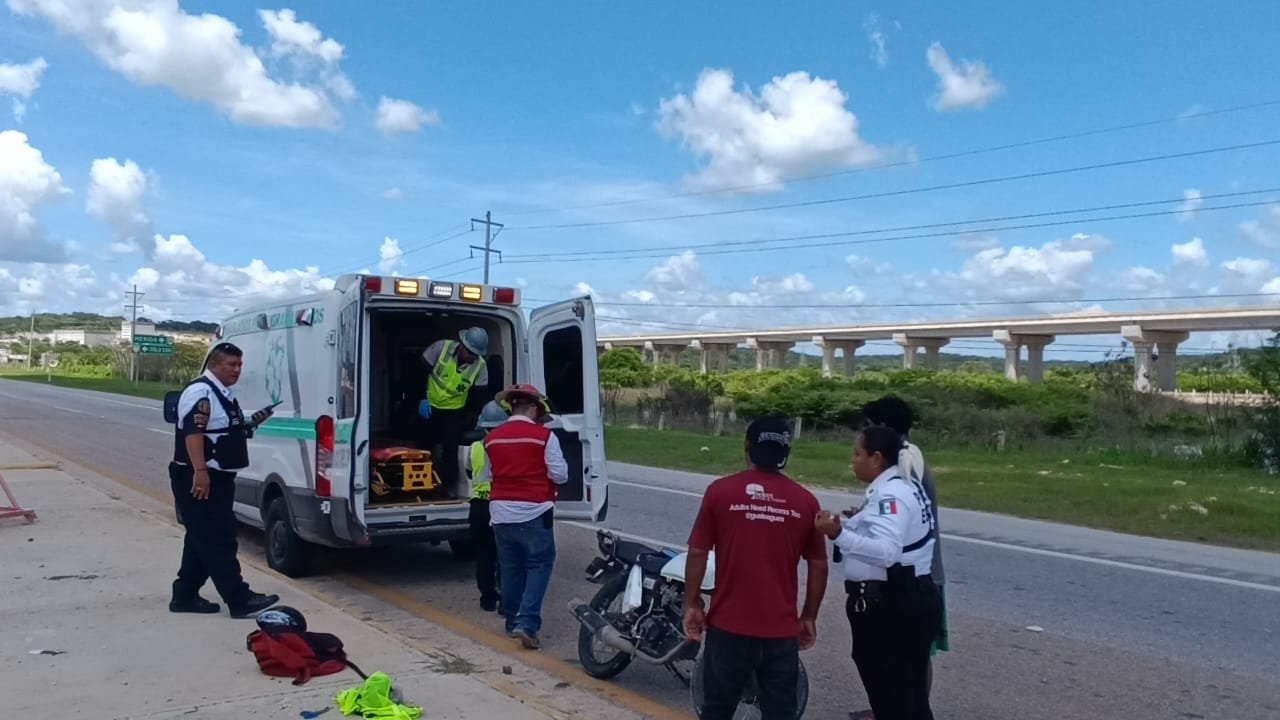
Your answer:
[169,342,280,618]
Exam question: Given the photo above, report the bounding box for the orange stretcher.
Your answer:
[369,446,441,496]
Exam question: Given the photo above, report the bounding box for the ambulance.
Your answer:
[190,274,608,577]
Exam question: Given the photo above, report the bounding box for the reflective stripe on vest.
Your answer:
[427,340,483,411]
[484,421,556,504]
[470,441,490,499]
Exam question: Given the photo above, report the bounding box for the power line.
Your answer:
[322,224,473,279]
[507,138,1280,231]
[532,290,1280,310]
[500,198,1280,264]
[498,98,1280,217]
[506,187,1280,261]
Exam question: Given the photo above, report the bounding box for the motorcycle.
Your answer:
[568,529,809,719]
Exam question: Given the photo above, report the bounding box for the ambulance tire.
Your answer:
[265,496,312,578]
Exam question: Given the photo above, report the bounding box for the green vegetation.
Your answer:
[0,311,216,336]
[604,426,1280,551]
[0,372,174,400]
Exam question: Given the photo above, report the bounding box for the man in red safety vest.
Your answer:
[483,383,567,650]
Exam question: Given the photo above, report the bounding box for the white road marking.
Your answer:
[611,479,703,498]
[946,535,1280,594]
[597,482,1280,594]
[562,521,687,552]
[53,405,92,416]
[147,428,170,435]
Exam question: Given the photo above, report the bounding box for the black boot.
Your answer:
[229,592,280,618]
[170,596,221,614]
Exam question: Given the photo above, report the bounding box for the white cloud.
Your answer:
[1262,276,1280,295]
[87,157,152,255]
[1239,206,1280,249]
[656,68,897,192]
[378,236,402,274]
[935,238,1095,301]
[7,0,349,128]
[1220,257,1274,286]
[1171,237,1208,266]
[126,234,336,318]
[259,9,344,63]
[1062,232,1111,252]
[1176,189,1202,222]
[863,14,888,68]
[846,253,892,275]
[382,187,404,200]
[375,96,440,135]
[1116,266,1166,294]
[0,130,70,262]
[926,42,1004,111]
[644,250,704,291]
[951,233,1001,252]
[0,56,48,121]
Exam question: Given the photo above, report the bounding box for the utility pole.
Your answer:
[26,312,34,371]
[469,211,504,284]
[124,284,145,383]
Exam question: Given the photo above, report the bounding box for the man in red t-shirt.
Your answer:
[683,417,829,720]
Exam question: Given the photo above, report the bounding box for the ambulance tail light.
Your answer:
[363,277,383,294]
[315,415,334,497]
[493,287,517,305]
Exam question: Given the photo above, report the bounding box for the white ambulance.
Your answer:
[197,274,609,577]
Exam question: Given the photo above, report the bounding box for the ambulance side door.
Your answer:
[527,296,606,521]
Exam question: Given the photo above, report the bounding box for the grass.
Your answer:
[603,425,1280,552]
[0,371,174,401]
[5,373,1277,551]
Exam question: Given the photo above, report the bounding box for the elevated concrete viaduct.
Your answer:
[597,306,1280,391]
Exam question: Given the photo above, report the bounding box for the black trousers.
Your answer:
[170,463,251,607]
[422,407,466,492]
[700,626,800,720]
[846,580,943,720]
[468,498,500,602]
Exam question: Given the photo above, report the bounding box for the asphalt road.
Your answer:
[3,378,1278,720]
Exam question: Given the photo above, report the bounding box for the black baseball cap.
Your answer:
[746,417,793,471]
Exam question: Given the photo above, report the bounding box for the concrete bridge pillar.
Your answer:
[650,342,688,366]
[692,340,736,374]
[1121,326,1189,392]
[813,336,865,377]
[747,337,793,370]
[993,331,1055,383]
[892,334,949,370]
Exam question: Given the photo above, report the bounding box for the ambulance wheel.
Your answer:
[265,496,312,577]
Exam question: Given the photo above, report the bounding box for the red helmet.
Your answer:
[496,383,551,418]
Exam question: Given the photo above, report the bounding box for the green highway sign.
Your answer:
[132,334,172,345]
[135,343,174,356]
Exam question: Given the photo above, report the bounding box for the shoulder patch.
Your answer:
[877,497,899,516]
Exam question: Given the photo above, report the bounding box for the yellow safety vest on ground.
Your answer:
[427,340,483,411]
[469,441,490,499]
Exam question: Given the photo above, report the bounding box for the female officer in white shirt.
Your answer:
[815,425,942,720]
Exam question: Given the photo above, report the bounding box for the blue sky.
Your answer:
[1,0,1278,359]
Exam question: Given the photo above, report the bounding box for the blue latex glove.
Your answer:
[418,399,432,419]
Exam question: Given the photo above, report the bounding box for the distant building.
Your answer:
[119,320,157,342]
[52,329,117,347]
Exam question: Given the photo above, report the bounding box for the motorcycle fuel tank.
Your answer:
[660,551,717,592]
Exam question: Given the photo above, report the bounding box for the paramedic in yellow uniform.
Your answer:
[419,327,489,496]
[465,401,508,612]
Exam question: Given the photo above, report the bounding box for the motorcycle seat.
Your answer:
[637,552,671,576]
[612,538,660,564]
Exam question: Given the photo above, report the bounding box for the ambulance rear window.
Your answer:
[542,326,584,414]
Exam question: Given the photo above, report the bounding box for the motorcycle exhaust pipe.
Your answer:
[568,599,697,665]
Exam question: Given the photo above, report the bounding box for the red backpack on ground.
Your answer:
[245,629,366,686]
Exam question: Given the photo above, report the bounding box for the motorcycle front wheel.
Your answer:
[689,650,809,720]
[576,575,634,679]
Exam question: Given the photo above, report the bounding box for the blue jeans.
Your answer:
[493,514,556,635]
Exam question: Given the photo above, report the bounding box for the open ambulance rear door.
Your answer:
[528,296,608,521]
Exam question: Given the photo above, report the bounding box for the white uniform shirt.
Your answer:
[832,466,936,581]
[175,369,239,471]
[486,416,569,525]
